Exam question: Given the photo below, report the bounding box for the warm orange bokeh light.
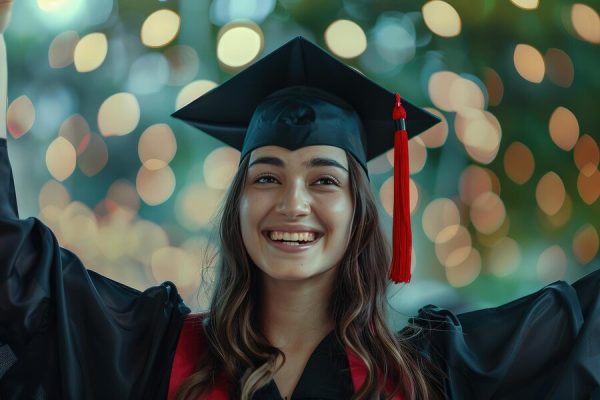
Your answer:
[513,44,545,83]
[572,224,599,264]
[544,48,574,88]
[549,106,579,151]
[536,172,565,215]
[504,141,535,184]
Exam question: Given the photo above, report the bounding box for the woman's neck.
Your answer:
[259,269,336,350]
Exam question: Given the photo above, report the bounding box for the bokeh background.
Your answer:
[5,0,599,326]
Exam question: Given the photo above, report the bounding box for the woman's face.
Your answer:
[240,145,354,282]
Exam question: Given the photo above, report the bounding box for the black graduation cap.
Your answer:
[172,36,440,283]
[172,37,439,169]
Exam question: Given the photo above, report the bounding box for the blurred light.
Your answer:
[544,48,574,88]
[210,0,276,25]
[513,44,545,83]
[460,165,492,205]
[483,67,504,106]
[175,184,225,230]
[537,245,567,283]
[217,21,263,69]
[488,237,521,277]
[408,137,427,174]
[96,217,130,261]
[457,110,502,164]
[420,108,448,148]
[98,92,140,137]
[175,80,218,110]
[78,134,108,176]
[422,1,461,38]
[139,124,177,170]
[371,14,415,65]
[488,168,502,195]
[445,248,481,288]
[449,75,485,112]
[573,224,599,264]
[549,106,579,151]
[39,206,63,227]
[38,0,71,12]
[46,137,76,181]
[476,214,510,247]
[386,137,427,174]
[36,0,84,23]
[380,176,419,216]
[165,45,200,86]
[127,53,169,95]
[39,180,71,211]
[422,198,460,242]
[574,134,599,172]
[136,165,176,206]
[106,180,140,216]
[470,192,506,234]
[536,172,565,215]
[428,71,460,112]
[203,147,240,189]
[571,3,600,44]
[545,193,572,228]
[59,201,97,255]
[325,19,367,59]
[503,141,535,184]
[510,0,539,10]
[7,95,35,139]
[74,33,108,73]
[141,9,181,48]
[151,247,199,291]
[48,31,79,68]
[435,224,472,267]
[577,168,600,204]
[59,114,91,155]
[128,220,169,265]
[36,86,75,134]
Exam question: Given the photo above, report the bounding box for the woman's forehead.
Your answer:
[249,145,349,168]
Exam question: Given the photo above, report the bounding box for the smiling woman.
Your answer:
[0,5,599,400]
[241,145,353,282]
[168,52,442,397]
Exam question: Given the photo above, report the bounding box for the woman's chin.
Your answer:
[258,263,336,283]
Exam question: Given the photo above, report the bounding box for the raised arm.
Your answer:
[0,0,11,141]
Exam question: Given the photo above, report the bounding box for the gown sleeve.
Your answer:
[0,139,191,400]
[406,267,600,400]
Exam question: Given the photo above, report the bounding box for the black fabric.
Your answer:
[252,330,354,400]
[1,138,599,399]
[0,139,190,399]
[406,268,600,399]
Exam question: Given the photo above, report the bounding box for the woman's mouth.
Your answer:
[263,230,322,251]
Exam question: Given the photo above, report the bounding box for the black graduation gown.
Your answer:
[1,138,599,399]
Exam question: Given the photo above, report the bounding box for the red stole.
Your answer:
[168,314,402,399]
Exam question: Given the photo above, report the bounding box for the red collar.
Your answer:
[168,314,402,399]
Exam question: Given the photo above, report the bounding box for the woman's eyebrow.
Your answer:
[249,156,284,168]
[304,157,348,172]
[248,156,348,172]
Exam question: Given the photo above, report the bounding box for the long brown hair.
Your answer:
[174,152,438,400]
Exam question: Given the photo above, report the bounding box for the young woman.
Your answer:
[1,2,598,400]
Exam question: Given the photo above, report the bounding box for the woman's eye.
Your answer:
[255,175,279,184]
[314,176,340,186]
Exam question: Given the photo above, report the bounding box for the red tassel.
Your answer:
[389,94,412,283]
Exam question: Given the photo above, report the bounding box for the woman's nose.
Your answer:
[276,181,310,217]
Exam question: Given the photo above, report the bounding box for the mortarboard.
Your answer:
[173,36,440,283]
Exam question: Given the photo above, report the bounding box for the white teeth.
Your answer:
[268,231,316,242]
